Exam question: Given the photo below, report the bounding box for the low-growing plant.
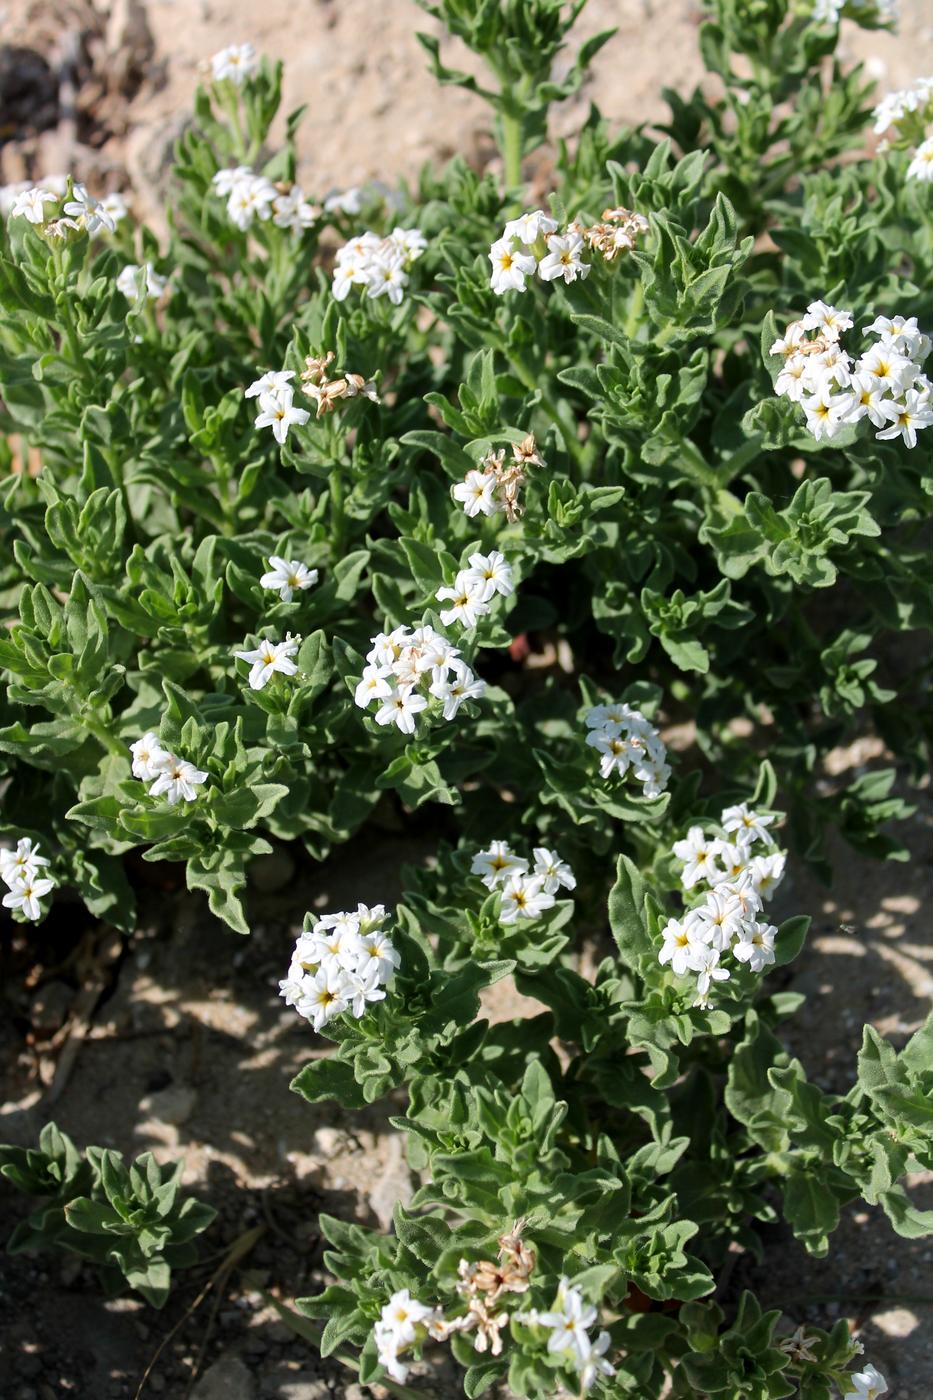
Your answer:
[0,1122,215,1307]
[283,784,927,1396]
[0,0,930,1392]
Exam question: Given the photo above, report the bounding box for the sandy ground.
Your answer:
[1,1,932,215]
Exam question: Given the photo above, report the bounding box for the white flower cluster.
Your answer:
[278,904,399,1033]
[471,841,575,926]
[661,802,786,1008]
[354,623,486,734]
[331,226,427,304]
[245,358,379,444]
[584,701,670,796]
[116,262,166,303]
[435,549,514,629]
[210,43,258,86]
[129,732,209,804]
[872,75,933,181]
[811,0,898,25]
[1,838,56,923]
[7,181,124,240]
[211,166,318,234]
[843,1363,888,1400]
[453,435,543,522]
[488,209,589,294]
[234,633,300,691]
[770,302,933,447]
[373,1289,446,1384]
[521,1278,616,1394]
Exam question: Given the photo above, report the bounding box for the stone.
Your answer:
[191,1357,256,1400]
[369,1133,414,1230]
[140,1085,197,1125]
[29,980,73,1036]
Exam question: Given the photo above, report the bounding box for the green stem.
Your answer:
[507,349,587,470]
[625,281,645,340]
[501,109,525,190]
[328,466,345,558]
[81,711,126,758]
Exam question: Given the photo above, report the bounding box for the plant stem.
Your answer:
[501,108,525,190]
[507,349,587,470]
[80,711,126,757]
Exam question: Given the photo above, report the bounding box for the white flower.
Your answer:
[721,803,775,846]
[116,262,166,302]
[297,965,351,1032]
[463,549,514,602]
[63,183,115,235]
[801,300,853,340]
[587,729,633,779]
[774,354,811,403]
[843,1363,888,1400]
[672,825,720,888]
[537,1279,597,1359]
[688,944,731,1003]
[695,889,746,951]
[658,914,706,976]
[857,342,916,395]
[876,386,933,448]
[367,256,408,303]
[801,382,850,441]
[357,929,400,982]
[578,1330,615,1392]
[253,387,310,443]
[471,841,528,890]
[453,469,499,518]
[343,961,388,1018]
[259,556,319,603]
[380,1289,435,1346]
[749,851,786,899]
[272,185,318,231]
[733,921,777,973]
[709,838,753,885]
[866,314,931,358]
[227,174,276,230]
[839,374,889,429]
[374,684,429,735]
[211,43,258,85]
[324,187,363,215]
[389,226,427,258]
[0,838,51,888]
[245,369,295,400]
[538,231,590,284]
[902,137,930,182]
[99,192,129,225]
[235,634,300,691]
[212,165,253,197]
[436,571,490,629]
[129,731,171,781]
[769,322,806,358]
[354,664,394,709]
[429,660,486,719]
[3,873,56,922]
[10,186,57,225]
[149,756,209,805]
[532,847,576,894]
[503,209,559,244]
[488,236,538,294]
[499,873,555,924]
